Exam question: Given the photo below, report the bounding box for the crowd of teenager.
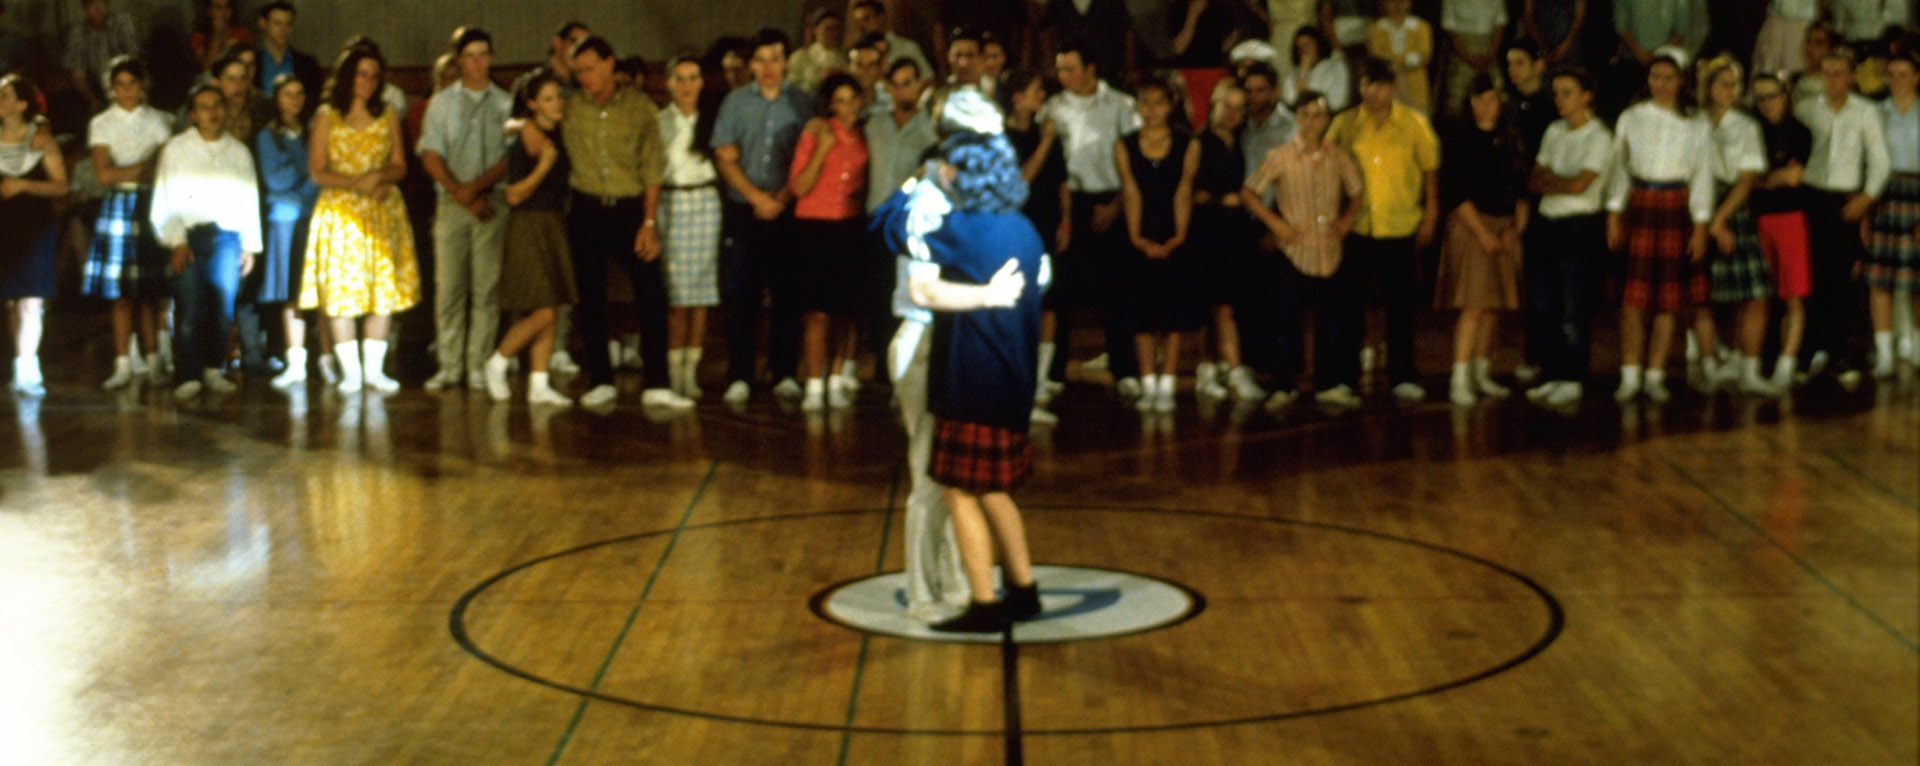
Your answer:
[2,0,1918,419]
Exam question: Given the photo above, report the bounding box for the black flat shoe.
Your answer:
[1003,581,1041,621]
[931,601,1008,633]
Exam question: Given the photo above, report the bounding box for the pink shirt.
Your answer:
[1246,137,1365,276]
[789,117,868,220]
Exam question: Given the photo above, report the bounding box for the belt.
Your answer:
[579,193,640,207]
[662,182,717,192]
[1630,177,1687,191]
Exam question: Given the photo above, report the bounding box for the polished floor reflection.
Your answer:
[1,315,1915,765]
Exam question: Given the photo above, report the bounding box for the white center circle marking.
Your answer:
[813,564,1205,644]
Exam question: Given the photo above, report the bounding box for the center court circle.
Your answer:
[809,564,1206,644]
[449,506,1563,735]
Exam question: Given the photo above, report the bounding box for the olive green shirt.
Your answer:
[562,86,663,198]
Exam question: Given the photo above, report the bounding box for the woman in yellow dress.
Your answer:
[300,45,418,394]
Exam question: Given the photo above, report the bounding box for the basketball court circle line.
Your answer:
[449,505,1566,736]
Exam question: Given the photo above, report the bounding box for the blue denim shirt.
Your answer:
[710,82,812,202]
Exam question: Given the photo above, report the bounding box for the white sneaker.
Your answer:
[103,357,136,390]
[423,368,462,391]
[172,379,202,401]
[580,383,618,407]
[773,377,803,399]
[273,350,308,388]
[467,367,488,391]
[1029,404,1058,425]
[146,359,171,386]
[319,354,343,386]
[1264,389,1296,411]
[1513,363,1540,384]
[1472,360,1510,398]
[1083,352,1109,371]
[1450,378,1477,406]
[12,357,45,397]
[1314,384,1360,407]
[363,369,400,394]
[1153,374,1175,412]
[550,350,581,375]
[484,355,513,401]
[838,359,861,392]
[1226,366,1266,402]
[1769,359,1797,392]
[1739,368,1776,395]
[723,380,751,403]
[640,387,695,409]
[1614,376,1641,402]
[1872,354,1895,380]
[1807,351,1829,377]
[201,368,237,394]
[1116,376,1142,399]
[827,375,853,408]
[1525,381,1559,402]
[801,378,826,412]
[1194,361,1218,390]
[1544,381,1583,407]
[1392,382,1426,402]
[128,347,149,376]
[528,384,573,407]
[1644,376,1671,402]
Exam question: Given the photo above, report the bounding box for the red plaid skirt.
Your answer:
[930,419,1033,494]
[1619,184,1709,312]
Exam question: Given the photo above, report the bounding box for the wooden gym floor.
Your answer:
[0,307,1914,765]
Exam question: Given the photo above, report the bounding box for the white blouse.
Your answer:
[148,130,263,254]
[1283,55,1352,112]
[87,104,173,183]
[1708,109,1769,185]
[1605,101,1716,223]
[657,105,717,187]
[1535,116,1615,219]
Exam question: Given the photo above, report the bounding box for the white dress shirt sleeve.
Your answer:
[1605,111,1634,213]
[1863,104,1892,198]
[1687,122,1715,224]
[147,140,189,249]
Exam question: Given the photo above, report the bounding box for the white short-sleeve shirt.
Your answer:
[1709,110,1769,185]
[1038,80,1141,194]
[1534,116,1614,219]
[88,104,174,177]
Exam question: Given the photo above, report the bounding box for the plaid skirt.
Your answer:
[1619,183,1707,312]
[930,419,1033,494]
[1708,202,1772,304]
[81,188,166,300]
[1863,172,1920,290]
[662,186,721,307]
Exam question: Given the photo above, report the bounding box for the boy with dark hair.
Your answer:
[418,25,511,391]
[563,36,690,409]
[712,28,813,403]
[150,84,263,400]
[255,1,322,97]
[1327,57,1442,403]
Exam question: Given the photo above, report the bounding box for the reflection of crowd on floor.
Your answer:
[2,0,1918,416]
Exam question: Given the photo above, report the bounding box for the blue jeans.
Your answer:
[170,226,241,383]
